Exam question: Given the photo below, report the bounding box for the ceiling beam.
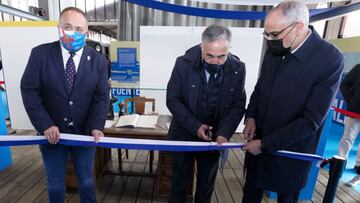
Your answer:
[310,2,360,22]
[190,0,347,6]
[0,3,44,21]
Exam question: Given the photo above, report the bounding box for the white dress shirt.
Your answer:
[60,44,84,73]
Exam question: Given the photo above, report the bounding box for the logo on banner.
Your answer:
[111,88,140,96]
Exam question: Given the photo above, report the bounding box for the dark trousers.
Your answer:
[39,144,97,203]
[170,150,220,203]
[242,153,300,203]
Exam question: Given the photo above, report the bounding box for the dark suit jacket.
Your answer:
[340,64,360,114]
[166,45,246,141]
[21,41,109,135]
[245,27,344,193]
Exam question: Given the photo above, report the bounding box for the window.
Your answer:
[310,2,328,38]
[342,9,360,38]
[0,0,39,21]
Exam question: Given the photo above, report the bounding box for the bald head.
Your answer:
[59,7,88,34]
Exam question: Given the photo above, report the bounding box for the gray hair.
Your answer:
[273,0,309,26]
[202,24,232,44]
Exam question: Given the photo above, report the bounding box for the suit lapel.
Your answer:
[53,42,68,98]
[73,47,90,92]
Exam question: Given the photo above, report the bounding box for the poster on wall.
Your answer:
[110,41,140,89]
[109,41,141,113]
[330,36,360,125]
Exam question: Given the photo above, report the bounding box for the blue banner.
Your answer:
[125,0,335,21]
[0,90,12,171]
[111,88,140,97]
[332,73,347,125]
[110,88,140,113]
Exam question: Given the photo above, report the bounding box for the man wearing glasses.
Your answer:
[242,1,344,202]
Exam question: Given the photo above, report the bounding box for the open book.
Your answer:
[114,114,159,129]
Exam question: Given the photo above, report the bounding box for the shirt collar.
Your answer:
[60,43,84,58]
[291,28,312,54]
[289,26,322,63]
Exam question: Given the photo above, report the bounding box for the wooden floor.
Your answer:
[1,130,360,203]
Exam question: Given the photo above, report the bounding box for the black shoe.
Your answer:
[354,165,360,174]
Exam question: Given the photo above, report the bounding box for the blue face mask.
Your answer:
[59,29,87,52]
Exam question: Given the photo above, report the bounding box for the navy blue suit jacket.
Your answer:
[245,27,344,193]
[167,45,246,141]
[21,41,109,134]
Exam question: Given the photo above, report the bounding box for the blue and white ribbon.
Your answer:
[0,133,242,151]
[0,133,324,162]
[274,150,324,162]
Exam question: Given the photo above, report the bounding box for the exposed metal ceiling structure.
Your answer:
[1,0,360,41]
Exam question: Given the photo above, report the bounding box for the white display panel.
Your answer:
[0,22,58,130]
[140,26,264,131]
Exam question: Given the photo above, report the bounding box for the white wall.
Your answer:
[140,26,264,131]
[0,22,58,130]
[1,24,264,132]
[0,70,3,82]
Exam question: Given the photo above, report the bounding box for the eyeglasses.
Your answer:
[262,23,296,40]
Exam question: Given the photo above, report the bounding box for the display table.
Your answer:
[65,115,194,201]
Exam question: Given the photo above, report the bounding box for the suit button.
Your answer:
[226,105,229,108]
[192,85,195,88]
[64,117,68,122]
[230,88,234,92]
[69,101,73,105]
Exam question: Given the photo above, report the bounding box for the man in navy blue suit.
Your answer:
[167,24,246,203]
[242,1,344,202]
[21,7,109,203]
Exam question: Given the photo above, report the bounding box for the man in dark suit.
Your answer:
[21,7,109,203]
[167,24,246,203]
[242,1,344,202]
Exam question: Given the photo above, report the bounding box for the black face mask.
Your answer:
[266,23,298,57]
[266,39,291,56]
[203,61,223,75]
[203,60,224,85]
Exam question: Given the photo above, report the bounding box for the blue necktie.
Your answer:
[65,52,76,95]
